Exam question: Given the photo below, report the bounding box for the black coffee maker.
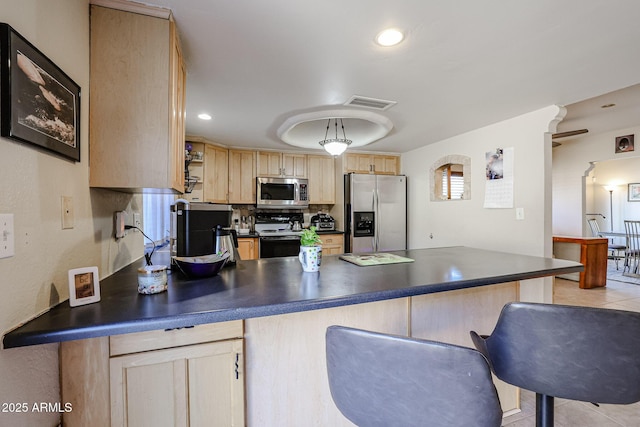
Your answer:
[171,202,232,257]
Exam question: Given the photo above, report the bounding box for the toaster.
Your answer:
[310,213,335,231]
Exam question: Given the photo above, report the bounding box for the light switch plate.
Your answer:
[62,196,74,229]
[115,211,126,239]
[516,207,525,220]
[0,214,15,259]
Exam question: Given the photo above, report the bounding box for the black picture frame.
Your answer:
[0,23,80,162]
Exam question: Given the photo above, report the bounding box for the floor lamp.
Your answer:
[604,185,615,232]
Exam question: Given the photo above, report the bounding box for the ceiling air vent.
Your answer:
[344,95,397,111]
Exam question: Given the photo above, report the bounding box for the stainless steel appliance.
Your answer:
[256,177,309,209]
[310,213,336,231]
[255,211,304,258]
[215,225,240,264]
[170,202,232,257]
[344,173,407,253]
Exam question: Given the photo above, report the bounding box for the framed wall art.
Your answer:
[628,183,640,202]
[68,266,101,307]
[0,23,81,162]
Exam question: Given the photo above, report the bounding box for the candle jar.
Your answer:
[137,265,168,294]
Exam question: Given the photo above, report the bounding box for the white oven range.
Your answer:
[254,211,304,258]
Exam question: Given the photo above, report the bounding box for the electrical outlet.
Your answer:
[115,211,126,239]
[0,214,15,259]
[61,196,74,229]
[133,212,141,231]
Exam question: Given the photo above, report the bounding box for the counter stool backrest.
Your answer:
[471,302,640,404]
[326,325,503,427]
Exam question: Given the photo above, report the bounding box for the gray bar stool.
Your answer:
[326,325,503,427]
[471,302,640,427]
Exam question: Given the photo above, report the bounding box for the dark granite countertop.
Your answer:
[236,230,344,237]
[3,247,582,348]
[236,232,260,238]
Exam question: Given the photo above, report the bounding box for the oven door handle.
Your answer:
[260,236,301,241]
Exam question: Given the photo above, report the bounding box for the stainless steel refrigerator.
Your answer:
[344,173,407,253]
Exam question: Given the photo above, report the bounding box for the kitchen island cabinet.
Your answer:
[89,5,186,192]
[60,321,244,427]
[4,248,581,425]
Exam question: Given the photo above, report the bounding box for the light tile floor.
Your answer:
[501,274,640,426]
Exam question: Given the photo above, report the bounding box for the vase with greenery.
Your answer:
[299,226,322,272]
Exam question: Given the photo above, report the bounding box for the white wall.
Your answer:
[0,1,143,425]
[402,106,564,303]
[588,157,640,233]
[552,125,640,237]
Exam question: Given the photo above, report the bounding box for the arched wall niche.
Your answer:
[429,154,471,201]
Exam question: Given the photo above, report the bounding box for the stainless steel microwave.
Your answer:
[256,177,309,209]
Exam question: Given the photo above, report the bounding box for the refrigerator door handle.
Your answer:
[374,187,379,252]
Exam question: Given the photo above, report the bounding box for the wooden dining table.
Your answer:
[552,236,608,288]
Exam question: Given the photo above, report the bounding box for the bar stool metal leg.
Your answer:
[536,394,553,427]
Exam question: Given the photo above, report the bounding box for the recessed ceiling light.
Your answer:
[198,113,212,120]
[375,28,404,47]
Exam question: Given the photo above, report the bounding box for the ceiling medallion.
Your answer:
[277,108,393,151]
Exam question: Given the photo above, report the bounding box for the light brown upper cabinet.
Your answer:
[344,153,400,175]
[203,145,229,203]
[257,152,307,178]
[89,6,186,192]
[307,155,336,205]
[228,149,257,204]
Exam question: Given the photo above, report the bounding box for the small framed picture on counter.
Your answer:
[68,266,101,307]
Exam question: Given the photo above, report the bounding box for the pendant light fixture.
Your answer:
[319,118,352,156]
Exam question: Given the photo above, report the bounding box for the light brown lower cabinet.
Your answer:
[321,234,344,255]
[60,321,245,427]
[237,237,258,260]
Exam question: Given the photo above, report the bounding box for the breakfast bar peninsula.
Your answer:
[3,247,582,426]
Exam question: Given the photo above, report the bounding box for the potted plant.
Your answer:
[299,226,323,272]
